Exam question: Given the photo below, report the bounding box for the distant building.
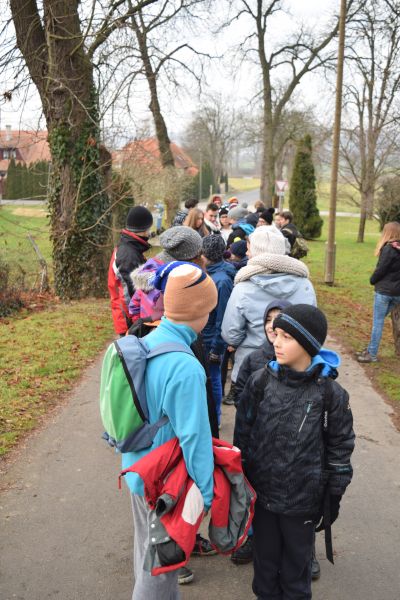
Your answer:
[112,137,198,176]
[0,126,51,196]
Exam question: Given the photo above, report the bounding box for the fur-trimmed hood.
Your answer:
[130,257,164,292]
[234,252,309,285]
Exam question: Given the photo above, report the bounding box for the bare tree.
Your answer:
[183,94,237,189]
[124,0,210,221]
[4,0,157,298]
[340,0,400,242]
[223,1,360,204]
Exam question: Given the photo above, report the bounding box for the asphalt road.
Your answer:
[1,338,399,600]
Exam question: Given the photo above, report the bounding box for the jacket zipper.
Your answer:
[298,401,312,433]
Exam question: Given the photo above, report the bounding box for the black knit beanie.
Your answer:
[126,206,153,232]
[259,207,275,225]
[273,304,328,357]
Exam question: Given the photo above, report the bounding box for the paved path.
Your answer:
[1,339,399,600]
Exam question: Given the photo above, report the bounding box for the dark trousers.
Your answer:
[221,348,234,393]
[252,503,314,600]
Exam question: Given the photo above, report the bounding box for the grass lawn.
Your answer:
[0,298,114,458]
[0,204,53,287]
[229,177,360,213]
[229,177,261,192]
[316,180,360,213]
[305,216,400,414]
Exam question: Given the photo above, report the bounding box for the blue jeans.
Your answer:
[368,292,400,357]
[208,361,222,426]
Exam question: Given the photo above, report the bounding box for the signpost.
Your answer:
[275,180,288,211]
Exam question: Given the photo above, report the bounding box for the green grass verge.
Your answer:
[229,177,261,192]
[305,217,400,407]
[0,298,114,457]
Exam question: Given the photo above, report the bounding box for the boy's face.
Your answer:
[205,209,218,223]
[219,214,228,227]
[264,308,281,344]
[273,328,312,371]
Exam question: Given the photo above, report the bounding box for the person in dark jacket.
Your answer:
[230,300,291,566]
[357,221,400,363]
[108,206,153,336]
[234,300,291,403]
[172,197,199,226]
[275,209,300,249]
[226,206,254,248]
[228,240,248,271]
[202,235,236,424]
[234,304,355,600]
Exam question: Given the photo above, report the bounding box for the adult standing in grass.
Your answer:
[108,206,153,337]
[357,221,400,363]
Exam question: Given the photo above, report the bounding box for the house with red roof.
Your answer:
[0,127,51,196]
[112,137,198,176]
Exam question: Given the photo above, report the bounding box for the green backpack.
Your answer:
[100,335,193,452]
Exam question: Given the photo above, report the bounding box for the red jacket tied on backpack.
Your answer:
[120,436,256,575]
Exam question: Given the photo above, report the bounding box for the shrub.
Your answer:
[377,176,400,228]
[289,134,323,239]
[0,260,25,317]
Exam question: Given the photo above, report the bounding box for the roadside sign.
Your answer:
[275,180,288,193]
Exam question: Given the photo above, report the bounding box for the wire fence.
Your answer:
[0,205,52,315]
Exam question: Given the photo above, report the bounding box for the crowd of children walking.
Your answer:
[107,197,357,600]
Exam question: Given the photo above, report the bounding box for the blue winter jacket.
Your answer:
[121,317,214,510]
[202,261,236,355]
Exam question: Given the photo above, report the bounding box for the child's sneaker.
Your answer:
[191,534,217,556]
[178,566,194,584]
[230,536,253,564]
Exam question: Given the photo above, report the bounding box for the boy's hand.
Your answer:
[315,495,342,531]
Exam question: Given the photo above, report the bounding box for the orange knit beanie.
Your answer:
[163,263,217,321]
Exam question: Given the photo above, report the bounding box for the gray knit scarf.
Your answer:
[234,252,309,284]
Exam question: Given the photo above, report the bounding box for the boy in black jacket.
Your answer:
[234,304,355,600]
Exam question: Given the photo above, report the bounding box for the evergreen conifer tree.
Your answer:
[4,158,17,199]
[289,134,323,239]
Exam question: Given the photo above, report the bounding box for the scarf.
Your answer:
[234,252,309,284]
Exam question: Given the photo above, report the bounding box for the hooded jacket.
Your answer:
[221,253,316,380]
[226,221,255,247]
[202,261,236,354]
[370,241,400,296]
[108,230,151,334]
[234,350,355,518]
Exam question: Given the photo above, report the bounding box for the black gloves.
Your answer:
[315,495,342,532]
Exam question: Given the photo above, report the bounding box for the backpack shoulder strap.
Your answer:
[146,342,195,360]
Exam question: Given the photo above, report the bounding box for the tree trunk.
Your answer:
[357,190,368,242]
[260,123,276,206]
[131,13,177,225]
[391,304,400,356]
[11,0,111,299]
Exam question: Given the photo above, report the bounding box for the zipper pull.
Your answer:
[298,401,312,433]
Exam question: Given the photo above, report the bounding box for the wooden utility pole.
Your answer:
[325,0,347,285]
